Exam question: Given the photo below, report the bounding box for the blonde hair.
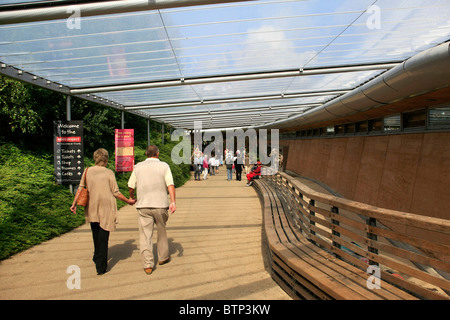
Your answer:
[93,148,109,166]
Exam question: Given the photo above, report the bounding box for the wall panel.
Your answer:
[283,132,450,220]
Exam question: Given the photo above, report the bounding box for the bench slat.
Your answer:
[253,178,429,300]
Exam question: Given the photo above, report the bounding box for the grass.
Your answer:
[0,141,191,260]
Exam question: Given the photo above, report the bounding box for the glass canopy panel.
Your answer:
[95,74,346,107]
[161,0,376,77]
[192,77,297,101]
[0,0,44,4]
[0,10,182,87]
[283,70,384,94]
[0,0,448,129]
[96,85,202,106]
[305,0,450,68]
[138,95,333,117]
[155,105,310,118]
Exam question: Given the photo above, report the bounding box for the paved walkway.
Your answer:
[0,169,291,300]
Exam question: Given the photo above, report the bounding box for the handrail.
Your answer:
[263,171,450,299]
[279,172,450,235]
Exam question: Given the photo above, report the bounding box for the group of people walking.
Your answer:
[70,144,263,277]
[191,146,220,181]
[201,147,262,186]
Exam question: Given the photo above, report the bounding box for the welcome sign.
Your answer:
[115,129,134,172]
[53,120,84,185]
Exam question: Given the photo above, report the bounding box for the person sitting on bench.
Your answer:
[246,161,261,186]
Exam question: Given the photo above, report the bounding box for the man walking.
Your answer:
[128,145,176,275]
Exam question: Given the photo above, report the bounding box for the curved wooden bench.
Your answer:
[253,172,450,300]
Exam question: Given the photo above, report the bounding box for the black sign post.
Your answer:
[53,120,84,185]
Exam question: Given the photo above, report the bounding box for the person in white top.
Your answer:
[214,156,220,174]
[209,155,216,175]
[128,145,176,275]
[225,150,233,181]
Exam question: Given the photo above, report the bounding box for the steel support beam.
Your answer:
[0,62,153,120]
[148,104,318,120]
[126,90,350,111]
[0,62,118,108]
[155,115,297,125]
[166,119,290,127]
[185,125,252,131]
[0,0,255,25]
[157,111,300,123]
[71,63,397,95]
[166,116,286,125]
[170,123,267,130]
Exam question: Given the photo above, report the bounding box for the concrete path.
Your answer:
[0,169,291,300]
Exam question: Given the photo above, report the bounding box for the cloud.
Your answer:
[239,24,301,70]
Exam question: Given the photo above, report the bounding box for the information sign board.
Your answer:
[115,129,134,172]
[53,120,84,185]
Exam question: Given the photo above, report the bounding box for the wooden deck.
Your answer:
[0,169,291,300]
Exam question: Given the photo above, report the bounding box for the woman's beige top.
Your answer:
[79,166,121,232]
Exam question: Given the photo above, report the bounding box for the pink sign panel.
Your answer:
[115,129,134,172]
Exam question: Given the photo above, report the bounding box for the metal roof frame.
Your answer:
[1,0,449,130]
[125,89,353,110]
[69,63,397,95]
[0,0,255,25]
[149,102,320,118]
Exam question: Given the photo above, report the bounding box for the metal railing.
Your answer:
[263,171,450,299]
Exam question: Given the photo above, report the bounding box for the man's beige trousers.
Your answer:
[137,208,170,268]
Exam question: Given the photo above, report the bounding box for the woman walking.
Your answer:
[202,155,209,180]
[70,148,136,275]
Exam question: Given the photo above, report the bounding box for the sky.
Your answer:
[0,0,449,125]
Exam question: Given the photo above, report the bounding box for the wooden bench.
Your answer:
[253,172,450,300]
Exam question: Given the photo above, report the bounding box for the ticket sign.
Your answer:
[115,129,134,172]
[53,120,84,185]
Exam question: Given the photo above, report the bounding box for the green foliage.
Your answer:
[0,75,66,149]
[0,74,146,154]
[0,76,191,260]
[0,77,43,134]
[0,143,85,260]
[0,141,190,260]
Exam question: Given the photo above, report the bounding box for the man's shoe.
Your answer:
[144,267,153,275]
[158,257,171,265]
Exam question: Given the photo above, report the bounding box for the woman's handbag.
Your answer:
[76,168,89,207]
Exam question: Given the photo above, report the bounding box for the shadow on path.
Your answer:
[108,239,138,271]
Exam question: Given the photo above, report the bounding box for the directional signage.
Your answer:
[53,120,84,185]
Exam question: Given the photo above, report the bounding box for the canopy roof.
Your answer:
[1,0,449,130]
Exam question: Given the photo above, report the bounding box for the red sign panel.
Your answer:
[56,136,81,143]
[115,129,134,172]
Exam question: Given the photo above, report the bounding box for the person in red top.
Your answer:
[246,160,261,186]
[202,155,209,180]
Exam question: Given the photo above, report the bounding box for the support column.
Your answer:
[66,95,71,121]
[66,95,73,194]
[147,119,151,146]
